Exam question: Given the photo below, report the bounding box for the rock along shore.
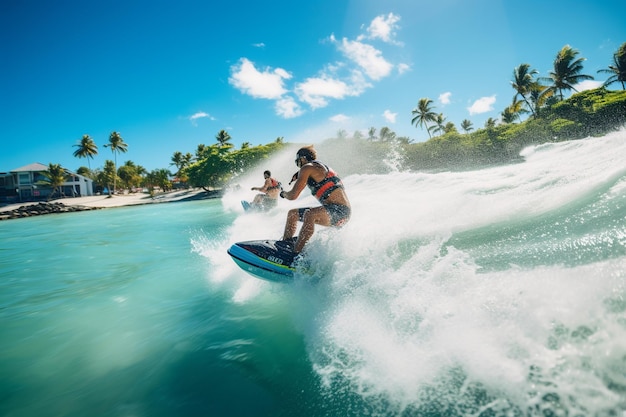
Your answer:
[0,201,100,220]
[0,189,223,221]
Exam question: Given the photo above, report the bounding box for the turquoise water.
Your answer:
[1,132,626,416]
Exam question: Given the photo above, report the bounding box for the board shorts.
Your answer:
[261,195,277,209]
[298,204,351,227]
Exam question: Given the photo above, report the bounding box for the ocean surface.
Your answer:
[1,131,625,417]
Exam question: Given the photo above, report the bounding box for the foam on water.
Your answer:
[211,131,626,415]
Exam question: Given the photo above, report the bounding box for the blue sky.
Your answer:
[1,0,625,172]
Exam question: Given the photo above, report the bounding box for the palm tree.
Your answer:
[379,126,396,142]
[146,168,172,192]
[528,82,553,116]
[170,151,194,184]
[135,164,148,178]
[443,122,457,134]
[215,129,232,146]
[484,118,497,129]
[76,166,91,178]
[511,63,539,117]
[117,161,142,191]
[41,163,67,200]
[501,97,526,124]
[103,131,128,195]
[411,98,437,138]
[171,151,185,174]
[461,119,474,133]
[72,134,98,169]
[541,45,594,101]
[367,126,376,142]
[196,144,207,160]
[368,127,377,141]
[501,106,518,124]
[102,160,117,195]
[598,41,626,90]
[429,113,447,137]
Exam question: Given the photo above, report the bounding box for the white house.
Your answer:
[0,162,94,204]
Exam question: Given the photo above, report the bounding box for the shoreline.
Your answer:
[0,189,222,218]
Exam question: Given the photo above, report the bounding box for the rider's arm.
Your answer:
[280,166,311,200]
[253,178,271,192]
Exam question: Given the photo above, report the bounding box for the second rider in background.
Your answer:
[251,170,281,210]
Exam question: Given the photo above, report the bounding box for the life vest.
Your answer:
[267,178,281,190]
[306,161,344,203]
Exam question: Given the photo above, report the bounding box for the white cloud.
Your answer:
[345,68,372,95]
[229,13,406,118]
[188,111,215,126]
[295,76,352,109]
[229,58,291,99]
[383,110,397,123]
[360,13,401,45]
[468,95,496,115]
[439,92,452,105]
[338,38,393,80]
[575,80,604,92]
[275,97,304,119]
[330,114,349,122]
[397,63,410,74]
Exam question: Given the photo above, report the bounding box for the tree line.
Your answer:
[175,130,286,191]
[66,128,288,195]
[62,131,170,197]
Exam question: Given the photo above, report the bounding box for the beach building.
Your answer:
[0,162,94,205]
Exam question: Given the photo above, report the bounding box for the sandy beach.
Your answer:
[0,188,219,214]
